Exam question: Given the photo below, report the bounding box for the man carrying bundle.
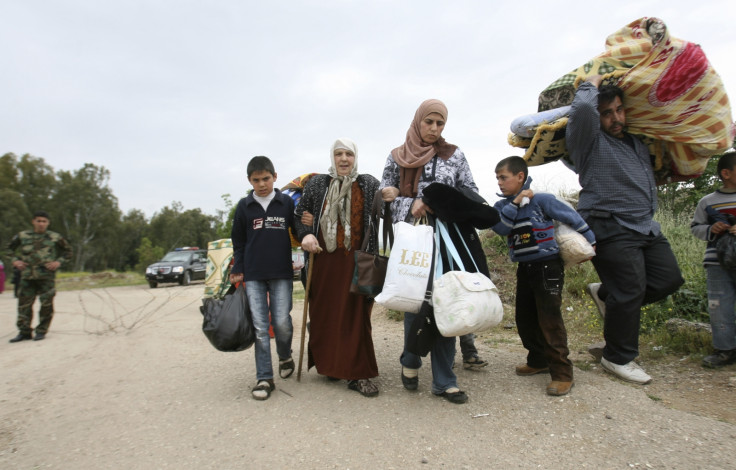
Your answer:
[566,75,684,384]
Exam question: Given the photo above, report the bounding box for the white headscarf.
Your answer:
[320,138,359,253]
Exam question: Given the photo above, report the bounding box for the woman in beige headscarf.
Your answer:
[295,138,381,397]
[380,99,486,405]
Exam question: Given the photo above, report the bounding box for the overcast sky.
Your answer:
[2,0,735,218]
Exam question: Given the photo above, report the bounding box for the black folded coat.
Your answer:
[422,183,500,230]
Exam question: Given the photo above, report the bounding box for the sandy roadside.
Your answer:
[1,284,735,469]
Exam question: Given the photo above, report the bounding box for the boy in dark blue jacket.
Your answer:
[230,156,296,400]
[492,156,596,396]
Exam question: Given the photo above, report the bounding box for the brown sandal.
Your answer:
[348,379,379,397]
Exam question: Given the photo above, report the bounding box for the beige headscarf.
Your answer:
[391,99,458,197]
[320,138,359,253]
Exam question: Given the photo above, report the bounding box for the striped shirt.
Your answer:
[566,82,660,236]
[690,189,736,266]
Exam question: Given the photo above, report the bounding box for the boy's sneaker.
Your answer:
[702,349,736,368]
[586,283,606,318]
[600,357,652,384]
[463,355,488,371]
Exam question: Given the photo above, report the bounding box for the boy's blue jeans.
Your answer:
[245,279,294,381]
[400,311,457,395]
[706,265,736,351]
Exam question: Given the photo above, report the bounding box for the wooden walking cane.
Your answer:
[297,251,316,381]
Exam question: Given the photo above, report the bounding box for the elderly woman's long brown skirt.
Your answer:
[307,233,378,380]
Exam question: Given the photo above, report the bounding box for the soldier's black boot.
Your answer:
[33,333,46,341]
[9,333,32,343]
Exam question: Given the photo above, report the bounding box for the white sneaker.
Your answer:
[601,357,652,384]
[586,283,606,318]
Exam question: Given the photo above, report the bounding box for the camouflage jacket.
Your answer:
[5,230,73,280]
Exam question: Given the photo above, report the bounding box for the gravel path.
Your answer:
[1,284,734,469]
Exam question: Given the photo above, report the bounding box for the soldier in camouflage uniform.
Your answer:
[5,211,72,343]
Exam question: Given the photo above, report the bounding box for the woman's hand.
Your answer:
[411,199,434,219]
[301,211,314,226]
[301,234,323,254]
[382,187,399,202]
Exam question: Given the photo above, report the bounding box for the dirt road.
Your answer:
[1,284,734,469]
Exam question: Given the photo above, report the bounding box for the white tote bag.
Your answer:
[375,221,434,313]
[432,221,504,337]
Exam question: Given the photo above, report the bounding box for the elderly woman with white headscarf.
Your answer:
[295,138,381,397]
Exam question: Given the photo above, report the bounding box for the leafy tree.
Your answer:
[0,188,31,264]
[15,153,56,214]
[53,163,120,271]
[148,201,218,252]
[0,153,39,255]
[214,193,235,239]
[135,237,164,272]
[113,210,149,271]
[0,153,20,190]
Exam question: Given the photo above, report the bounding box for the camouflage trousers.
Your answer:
[17,278,56,335]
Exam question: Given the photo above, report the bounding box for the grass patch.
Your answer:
[56,271,147,291]
[640,328,712,359]
[385,309,403,322]
[292,281,305,301]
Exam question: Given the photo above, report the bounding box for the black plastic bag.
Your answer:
[716,233,736,270]
[200,283,255,352]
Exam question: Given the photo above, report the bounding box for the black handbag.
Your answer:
[200,283,255,352]
[405,236,439,356]
[350,190,394,298]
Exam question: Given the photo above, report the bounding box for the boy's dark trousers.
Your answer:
[515,257,572,382]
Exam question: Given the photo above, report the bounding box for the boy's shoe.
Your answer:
[515,364,549,376]
[600,357,652,384]
[463,355,488,371]
[702,349,736,368]
[586,283,606,318]
[546,380,574,396]
[251,379,275,400]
